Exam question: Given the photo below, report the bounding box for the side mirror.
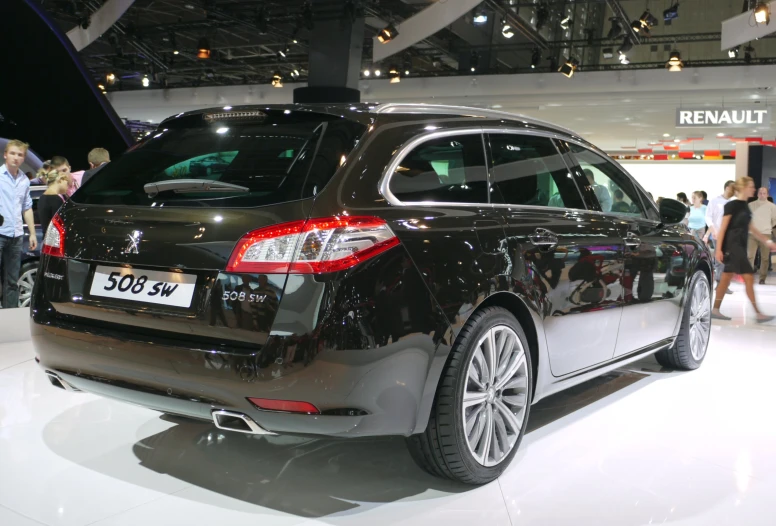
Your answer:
[659,198,688,225]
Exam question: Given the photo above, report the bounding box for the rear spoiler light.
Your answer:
[227,216,399,274]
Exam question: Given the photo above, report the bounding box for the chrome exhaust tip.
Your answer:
[45,371,81,392]
[212,410,275,435]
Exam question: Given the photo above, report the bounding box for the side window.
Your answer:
[388,134,489,204]
[568,143,646,218]
[487,134,584,209]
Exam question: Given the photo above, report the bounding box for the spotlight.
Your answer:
[666,50,683,72]
[79,16,90,30]
[272,71,283,88]
[173,50,180,55]
[377,25,398,43]
[536,4,549,30]
[602,48,614,59]
[106,72,116,84]
[754,2,770,24]
[142,75,150,87]
[531,48,541,69]
[363,69,371,77]
[374,69,381,77]
[619,53,630,65]
[618,36,633,55]
[278,45,289,59]
[197,37,211,59]
[404,70,410,76]
[97,83,106,91]
[607,18,623,39]
[728,46,739,58]
[502,21,514,39]
[470,51,480,72]
[302,2,314,31]
[291,69,300,78]
[472,8,488,25]
[388,66,400,84]
[558,57,579,78]
[640,10,659,28]
[663,2,679,23]
[560,16,572,30]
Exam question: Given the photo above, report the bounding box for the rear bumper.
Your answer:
[31,318,438,437]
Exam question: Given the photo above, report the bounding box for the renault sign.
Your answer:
[676,107,771,128]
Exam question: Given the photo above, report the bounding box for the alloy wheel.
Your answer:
[18,268,37,308]
[688,277,711,361]
[463,325,529,467]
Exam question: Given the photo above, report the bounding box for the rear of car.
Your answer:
[31,106,432,436]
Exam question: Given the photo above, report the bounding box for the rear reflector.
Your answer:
[42,213,65,258]
[227,216,399,274]
[248,397,320,414]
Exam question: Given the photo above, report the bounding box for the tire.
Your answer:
[654,270,711,370]
[17,261,38,309]
[407,306,532,484]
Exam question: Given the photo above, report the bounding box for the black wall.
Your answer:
[0,0,131,170]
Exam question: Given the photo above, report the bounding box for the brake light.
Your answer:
[227,216,399,274]
[42,213,65,258]
[248,397,320,414]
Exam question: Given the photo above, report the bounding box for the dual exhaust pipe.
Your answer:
[46,371,273,436]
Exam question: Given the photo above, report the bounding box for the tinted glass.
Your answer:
[389,134,489,204]
[72,111,366,208]
[568,143,645,218]
[487,134,584,209]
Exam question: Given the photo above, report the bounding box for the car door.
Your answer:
[382,130,511,339]
[485,132,624,377]
[566,142,684,355]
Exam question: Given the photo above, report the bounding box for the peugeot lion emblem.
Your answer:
[124,230,143,254]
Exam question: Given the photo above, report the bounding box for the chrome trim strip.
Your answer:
[212,409,276,435]
[45,370,82,392]
[554,337,675,382]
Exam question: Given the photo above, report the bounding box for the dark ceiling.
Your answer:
[41,0,775,92]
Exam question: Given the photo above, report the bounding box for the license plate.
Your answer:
[89,265,197,308]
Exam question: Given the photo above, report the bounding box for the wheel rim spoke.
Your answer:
[688,279,711,360]
[463,324,529,467]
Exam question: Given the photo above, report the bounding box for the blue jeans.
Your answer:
[0,236,23,308]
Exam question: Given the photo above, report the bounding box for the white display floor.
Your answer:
[2,282,776,526]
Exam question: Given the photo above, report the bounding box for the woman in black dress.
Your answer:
[37,168,69,235]
[712,176,775,322]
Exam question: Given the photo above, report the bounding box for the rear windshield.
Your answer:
[72,110,367,207]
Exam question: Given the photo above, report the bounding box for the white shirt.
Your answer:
[705,194,732,234]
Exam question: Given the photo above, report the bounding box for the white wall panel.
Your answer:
[620,161,736,202]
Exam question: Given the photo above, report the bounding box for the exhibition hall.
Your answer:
[2,0,776,524]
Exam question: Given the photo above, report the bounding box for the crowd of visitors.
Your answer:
[1,140,110,308]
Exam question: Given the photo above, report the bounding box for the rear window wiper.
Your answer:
[144,179,250,197]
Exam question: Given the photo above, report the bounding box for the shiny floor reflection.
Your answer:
[2,281,776,525]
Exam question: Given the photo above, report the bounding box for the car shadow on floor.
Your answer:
[42,357,677,519]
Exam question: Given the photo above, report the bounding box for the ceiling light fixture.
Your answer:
[472,8,488,25]
[728,46,740,58]
[377,25,398,43]
[374,69,381,77]
[142,75,150,87]
[502,21,515,39]
[363,69,371,77]
[272,71,284,88]
[666,50,683,71]
[560,16,572,30]
[106,72,116,84]
[388,66,401,84]
[197,37,211,59]
[470,51,480,73]
[754,2,770,25]
[558,57,579,78]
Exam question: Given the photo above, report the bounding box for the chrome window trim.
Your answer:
[380,126,583,212]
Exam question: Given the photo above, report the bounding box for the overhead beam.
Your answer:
[67,0,134,51]
[721,0,776,50]
[373,0,484,62]
[484,0,548,50]
[605,0,640,45]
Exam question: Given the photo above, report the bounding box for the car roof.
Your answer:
[162,103,581,138]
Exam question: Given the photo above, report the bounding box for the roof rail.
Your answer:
[372,103,580,138]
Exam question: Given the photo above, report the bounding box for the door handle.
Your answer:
[530,228,558,249]
[624,232,641,249]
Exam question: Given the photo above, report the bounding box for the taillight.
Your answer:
[226,216,399,274]
[42,213,65,258]
[248,397,320,414]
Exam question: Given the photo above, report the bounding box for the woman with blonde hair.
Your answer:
[712,176,776,322]
[37,168,69,235]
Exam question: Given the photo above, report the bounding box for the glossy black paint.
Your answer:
[31,104,713,438]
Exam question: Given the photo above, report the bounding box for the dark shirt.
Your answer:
[38,193,65,234]
[81,163,108,185]
[722,199,751,254]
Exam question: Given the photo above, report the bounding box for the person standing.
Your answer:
[705,180,736,292]
[51,156,79,198]
[687,191,707,239]
[584,169,612,212]
[712,177,775,322]
[0,140,38,308]
[748,187,776,285]
[81,148,111,185]
[37,168,69,234]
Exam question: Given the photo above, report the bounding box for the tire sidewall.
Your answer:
[452,309,533,480]
[681,270,711,367]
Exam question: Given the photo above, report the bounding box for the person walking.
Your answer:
[0,140,38,308]
[705,180,736,293]
[712,177,776,323]
[37,168,69,235]
[81,148,110,185]
[748,187,776,285]
[687,191,707,239]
